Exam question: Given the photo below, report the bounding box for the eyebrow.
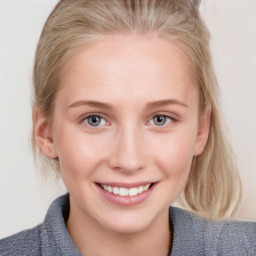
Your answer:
[68,100,113,110]
[145,99,188,110]
[68,98,188,110]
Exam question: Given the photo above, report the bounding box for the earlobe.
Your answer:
[33,106,58,159]
[194,106,211,156]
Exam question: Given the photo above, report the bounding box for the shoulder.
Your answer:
[0,194,80,256]
[170,206,256,256]
[0,225,42,256]
[218,220,256,255]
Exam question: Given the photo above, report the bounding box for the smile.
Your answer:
[96,182,157,206]
[100,183,151,197]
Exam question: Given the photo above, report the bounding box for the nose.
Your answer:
[108,125,147,174]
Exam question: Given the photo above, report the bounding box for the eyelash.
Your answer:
[82,115,109,127]
[147,115,174,127]
[81,113,176,128]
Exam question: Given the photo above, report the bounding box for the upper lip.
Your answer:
[96,181,156,188]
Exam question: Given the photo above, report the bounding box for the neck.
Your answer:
[67,198,171,256]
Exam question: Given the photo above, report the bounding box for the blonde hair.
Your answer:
[32,0,242,220]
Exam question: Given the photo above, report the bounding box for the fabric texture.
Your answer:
[1,194,256,255]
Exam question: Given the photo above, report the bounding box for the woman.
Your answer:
[1,0,255,255]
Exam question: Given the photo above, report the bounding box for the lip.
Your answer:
[95,182,158,206]
[97,181,153,188]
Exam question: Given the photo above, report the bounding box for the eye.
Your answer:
[149,115,172,126]
[83,115,107,127]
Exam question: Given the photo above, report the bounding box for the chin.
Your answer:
[96,207,163,235]
[102,218,151,234]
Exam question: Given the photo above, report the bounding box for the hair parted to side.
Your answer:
[32,0,242,220]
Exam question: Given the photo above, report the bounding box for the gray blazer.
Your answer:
[1,194,256,255]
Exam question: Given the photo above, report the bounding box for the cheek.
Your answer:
[53,124,108,178]
[152,131,196,177]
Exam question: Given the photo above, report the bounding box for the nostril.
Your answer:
[109,159,145,173]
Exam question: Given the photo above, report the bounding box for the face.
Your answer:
[36,35,209,234]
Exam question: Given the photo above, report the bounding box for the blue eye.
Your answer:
[149,115,172,126]
[84,115,107,127]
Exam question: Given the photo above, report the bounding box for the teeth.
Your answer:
[143,184,150,191]
[119,188,129,196]
[138,186,144,194]
[113,187,119,194]
[101,183,152,196]
[129,188,138,196]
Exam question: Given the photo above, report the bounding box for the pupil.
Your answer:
[92,117,98,123]
[154,115,166,126]
[157,116,163,122]
[89,116,100,126]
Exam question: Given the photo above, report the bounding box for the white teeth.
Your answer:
[129,188,138,196]
[138,186,144,194]
[143,184,150,191]
[113,187,119,194]
[119,188,129,196]
[101,183,152,197]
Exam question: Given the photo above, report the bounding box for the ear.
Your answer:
[33,106,58,159]
[194,106,211,156]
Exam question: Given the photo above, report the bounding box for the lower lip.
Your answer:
[96,183,157,206]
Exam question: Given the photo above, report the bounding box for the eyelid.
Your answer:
[79,113,111,127]
[79,112,108,121]
[78,112,178,128]
[149,115,172,126]
[146,112,178,123]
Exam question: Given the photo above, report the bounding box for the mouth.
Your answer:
[96,182,157,206]
[97,183,154,197]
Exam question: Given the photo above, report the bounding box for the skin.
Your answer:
[34,35,210,256]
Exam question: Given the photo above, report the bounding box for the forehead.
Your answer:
[58,35,198,108]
